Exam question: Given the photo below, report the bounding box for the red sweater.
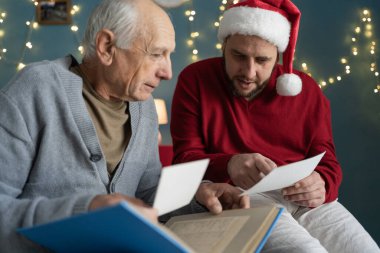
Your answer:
[171,57,342,203]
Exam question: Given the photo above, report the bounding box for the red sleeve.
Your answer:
[171,69,232,183]
[309,96,342,203]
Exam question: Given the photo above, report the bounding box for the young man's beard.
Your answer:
[231,79,267,100]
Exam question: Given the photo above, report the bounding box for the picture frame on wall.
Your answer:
[36,0,72,25]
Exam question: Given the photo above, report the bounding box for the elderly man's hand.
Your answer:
[195,182,250,214]
[282,171,326,207]
[89,193,158,223]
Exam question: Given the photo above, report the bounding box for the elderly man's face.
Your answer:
[109,12,175,102]
[223,34,278,100]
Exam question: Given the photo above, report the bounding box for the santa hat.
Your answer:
[218,0,302,96]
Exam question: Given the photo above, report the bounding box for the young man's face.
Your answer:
[223,34,278,100]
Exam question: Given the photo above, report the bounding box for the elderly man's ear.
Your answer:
[96,29,116,66]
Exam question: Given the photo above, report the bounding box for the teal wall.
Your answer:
[1,0,379,244]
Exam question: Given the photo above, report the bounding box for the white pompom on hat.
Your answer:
[218,0,302,96]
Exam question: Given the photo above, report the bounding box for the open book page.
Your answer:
[167,216,249,253]
[165,205,280,253]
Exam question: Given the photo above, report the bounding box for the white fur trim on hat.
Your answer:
[218,6,291,52]
[276,73,302,96]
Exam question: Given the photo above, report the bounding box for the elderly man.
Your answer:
[171,0,379,252]
[0,0,248,252]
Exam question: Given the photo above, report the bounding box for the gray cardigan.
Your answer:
[0,56,201,252]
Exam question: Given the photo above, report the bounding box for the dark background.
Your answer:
[0,0,379,244]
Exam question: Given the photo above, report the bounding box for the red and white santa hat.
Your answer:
[218,0,302,96]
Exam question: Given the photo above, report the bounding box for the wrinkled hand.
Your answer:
[282,171,326,207]
[89,193,158,223]
[195,182,250,214]
[228,153,277,189]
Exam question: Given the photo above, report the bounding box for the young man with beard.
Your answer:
[171,0,379,251]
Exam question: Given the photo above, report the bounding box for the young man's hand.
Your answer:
[282,171,326,207]
[227,153,277,189]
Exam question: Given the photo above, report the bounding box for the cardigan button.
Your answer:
[90,154,102,162]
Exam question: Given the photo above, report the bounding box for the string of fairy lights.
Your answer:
[213,0,238,51]
[0,0,379,94]
[0,0,82,71]
[297,9,380,94]
[184,2,199,62]
[182,0,379,94]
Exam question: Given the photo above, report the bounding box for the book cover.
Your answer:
[18,201,192,253]
[18,203,282,253]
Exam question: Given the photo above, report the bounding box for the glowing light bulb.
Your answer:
[337,76,342,81]
[216,43,222,49]
[187,39,194,46]
[17,63,26,71]
[73,5,80,12]
[365,31,373,37]
[190,32,199,38]
[71,25,79,32]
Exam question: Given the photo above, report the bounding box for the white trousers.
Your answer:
[250,190,379,253]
